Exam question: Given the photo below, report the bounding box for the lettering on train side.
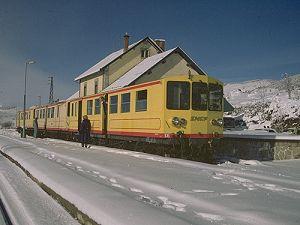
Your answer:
[191,116,207,121]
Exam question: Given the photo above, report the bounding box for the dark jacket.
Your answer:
[79,119,91,141]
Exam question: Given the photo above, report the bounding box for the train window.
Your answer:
[57,106,60,118]
[167,81,190,110]
[121,93,130,113]
[87,100,93,115]
[208,84,223,111]
[136,90,147,112]
[192,82,208,110]
[43,109,46,119]
[67,102,70,117]
[51,108,54,118]
[95,99,101,114]
[47,109,50,118]
[110,95,118,114]
[71,103,74,116]
[75,102,77,116]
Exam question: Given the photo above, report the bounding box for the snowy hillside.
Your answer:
[0,107,16,128]
[224,74,300,131]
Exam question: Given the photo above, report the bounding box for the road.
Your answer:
[0,130,299,225]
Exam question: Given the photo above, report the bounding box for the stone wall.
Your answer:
[215,137,300,161]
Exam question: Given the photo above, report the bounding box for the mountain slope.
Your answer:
[224,74,300,130]
[0,107,16,128]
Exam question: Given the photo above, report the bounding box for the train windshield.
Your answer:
[192,82,208,110]
[208,83,223,111]
[167,81,190,110]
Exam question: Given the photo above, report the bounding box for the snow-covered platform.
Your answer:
[0,147,79,225]
[0,130,300,225]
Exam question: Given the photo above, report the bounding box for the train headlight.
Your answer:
[217,118,223,126]
[172,117,181,126]
[211,118,223,127]
[180,118,187,126]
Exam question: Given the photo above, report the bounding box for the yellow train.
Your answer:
[16,73,223,160]
[17,37,225,161]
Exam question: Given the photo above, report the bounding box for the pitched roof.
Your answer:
[66,91,79,101]
[103,47,207,92]
[74,37,162,81]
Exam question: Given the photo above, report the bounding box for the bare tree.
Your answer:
[282,73,293,99]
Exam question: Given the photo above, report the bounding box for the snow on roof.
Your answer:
[66,91,79,101]
[103,48,176,92]
[75,38,157,81]
[103,47,207,92]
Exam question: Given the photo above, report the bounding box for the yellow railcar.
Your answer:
[16,73,223,160]
[104,74,223,147]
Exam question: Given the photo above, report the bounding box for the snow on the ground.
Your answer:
[224,74,300,130]
[0,147,80,225]
[0,130,300,225]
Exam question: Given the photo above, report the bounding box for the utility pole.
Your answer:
[48,76,54,103]
[22,60,35,138]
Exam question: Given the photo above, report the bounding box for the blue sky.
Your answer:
[0,0,299,107]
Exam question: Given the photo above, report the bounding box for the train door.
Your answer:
[102,94,108,144]
[77,100,82,131]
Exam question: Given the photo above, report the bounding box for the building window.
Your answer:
[121,93,130,113]
[136,90,147,111]
[94,79,99,94]
[87,100,93,115]
[83,82,87,96]
[141,49,150,58]
[110,95,118,114]
[95,99,101,114]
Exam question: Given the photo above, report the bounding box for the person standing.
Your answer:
[33,117,38,138]
[79,115,91,148]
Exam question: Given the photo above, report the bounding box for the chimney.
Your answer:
[123,33,130,52]
[154,39,165,51]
